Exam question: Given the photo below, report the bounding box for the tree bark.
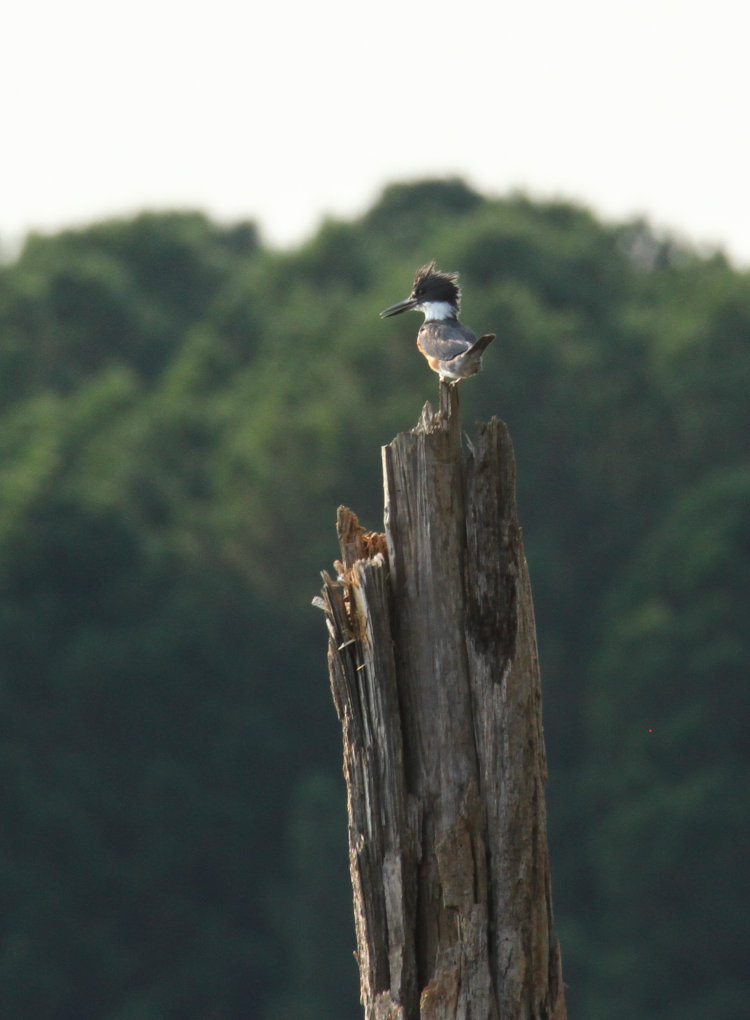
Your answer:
[317,388,566,1020]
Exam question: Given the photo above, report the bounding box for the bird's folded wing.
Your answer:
[417,323,474,361]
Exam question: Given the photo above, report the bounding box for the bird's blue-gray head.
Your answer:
[380,261,461,321]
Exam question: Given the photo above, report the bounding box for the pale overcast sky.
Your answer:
[4,0,750,263]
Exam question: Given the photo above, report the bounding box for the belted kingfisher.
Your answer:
[380,261,495,383]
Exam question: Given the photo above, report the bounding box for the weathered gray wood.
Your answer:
[318,390,566,1020]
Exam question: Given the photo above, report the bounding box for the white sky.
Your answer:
[4,0,750,264]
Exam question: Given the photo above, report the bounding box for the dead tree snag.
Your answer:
[318,389,566,1019]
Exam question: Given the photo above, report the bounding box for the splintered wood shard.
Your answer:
[318,409,566,1020]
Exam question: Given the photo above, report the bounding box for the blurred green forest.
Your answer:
[0,180,748,1018]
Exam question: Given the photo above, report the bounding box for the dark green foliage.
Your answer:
[0,181,748,1017]
[362,177,483,256]
[364,177,482,230]
[580,467,750,1019]
[0,213,253,403]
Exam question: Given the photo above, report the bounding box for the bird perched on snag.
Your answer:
[380,261,495,384]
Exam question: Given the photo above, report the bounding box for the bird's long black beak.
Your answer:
[380,295,418,318]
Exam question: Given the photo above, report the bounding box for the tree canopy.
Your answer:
[0,183,748,1017]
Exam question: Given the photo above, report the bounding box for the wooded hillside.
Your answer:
[0,180,748,1018]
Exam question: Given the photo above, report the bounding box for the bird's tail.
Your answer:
[469,333,496,355]
[455,333,496,381]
